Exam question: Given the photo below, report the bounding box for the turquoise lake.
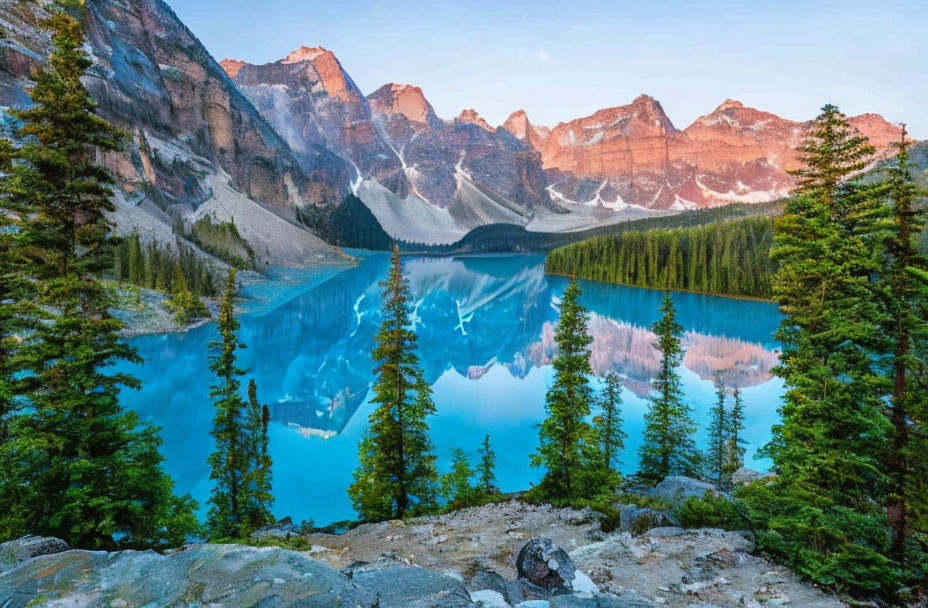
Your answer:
[119,253,784,526]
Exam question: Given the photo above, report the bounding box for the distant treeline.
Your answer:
[545,216,775,298]
[409,200,783,255]
[113,231,219,297]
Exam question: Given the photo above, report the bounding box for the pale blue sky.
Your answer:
[166,0,926,136]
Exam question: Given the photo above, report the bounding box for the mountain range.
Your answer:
[0,0,910,259]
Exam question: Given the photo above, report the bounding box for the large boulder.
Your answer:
[352,565,474,608]
[0,535,69,573]
[517,538,598,599]
[617,506,679,535]
[652,476,719,504]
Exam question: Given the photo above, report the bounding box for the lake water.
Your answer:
[119,253,784,525]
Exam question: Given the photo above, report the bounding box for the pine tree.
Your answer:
[878,126,928,565]
[593,372,627,473]
[743,105,896,596]
[206,269,247,536]
[0,2,196,549]
[706,377,728,488]
[244,379,273,532]
[638,292,700,485]
[440,448,477,509]
[478,434,497,495]
[0,139,38,448]
[204,270,273,538]
[531,278,598,500]
[348,245,437,521]
[724,387,747,483]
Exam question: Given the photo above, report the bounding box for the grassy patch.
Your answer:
[188,216,255,269]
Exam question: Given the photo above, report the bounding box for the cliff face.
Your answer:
[514,97,903,211]
[220,47,395,190]
[0,0,346,265]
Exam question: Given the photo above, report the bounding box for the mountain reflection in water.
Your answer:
[118,253,783,524]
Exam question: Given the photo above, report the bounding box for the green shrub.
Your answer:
[677,493,747,530]
[736,481,899,598]
[166,289,209,324]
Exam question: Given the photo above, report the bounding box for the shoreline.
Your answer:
[544,270,776,303]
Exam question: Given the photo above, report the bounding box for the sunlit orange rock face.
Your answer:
[457,109,495,132]
[368,83,436,125]
[505,97,902,210]
[503,110,551,154]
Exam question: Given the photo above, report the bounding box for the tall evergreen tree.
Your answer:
[706,377,729,488]
[206,269,273,537]
[244,379,273,533]
[531,278,598,499]
[478,434,497,495]
[744,105,896,596]
[724,387,747,482]
[440,448,477,510]
[879,126,928,564]
[0,2,196,549]
[637,292,700,485]
[348,245,438,520]
[593,372,627,473]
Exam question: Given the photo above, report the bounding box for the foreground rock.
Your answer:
[0,502,846,608]
[0,535,69,573]
[517,537,598,598]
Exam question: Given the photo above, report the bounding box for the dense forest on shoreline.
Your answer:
[545,217,775,299]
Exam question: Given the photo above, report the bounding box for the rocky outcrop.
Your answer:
[0,502,847,608]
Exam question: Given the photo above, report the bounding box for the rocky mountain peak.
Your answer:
[502,109,531,138]
[456,108,494,131]
[265,45,356,103]
[368,83,434,124]
[717,98,745,111]
[848,113,903,148]
[219,58,246,79]
[281,45,331,64]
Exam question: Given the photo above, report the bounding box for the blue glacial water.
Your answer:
[117,253,783,526]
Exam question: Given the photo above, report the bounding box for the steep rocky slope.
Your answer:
[507,96,903,211]
[0,0,345,266]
